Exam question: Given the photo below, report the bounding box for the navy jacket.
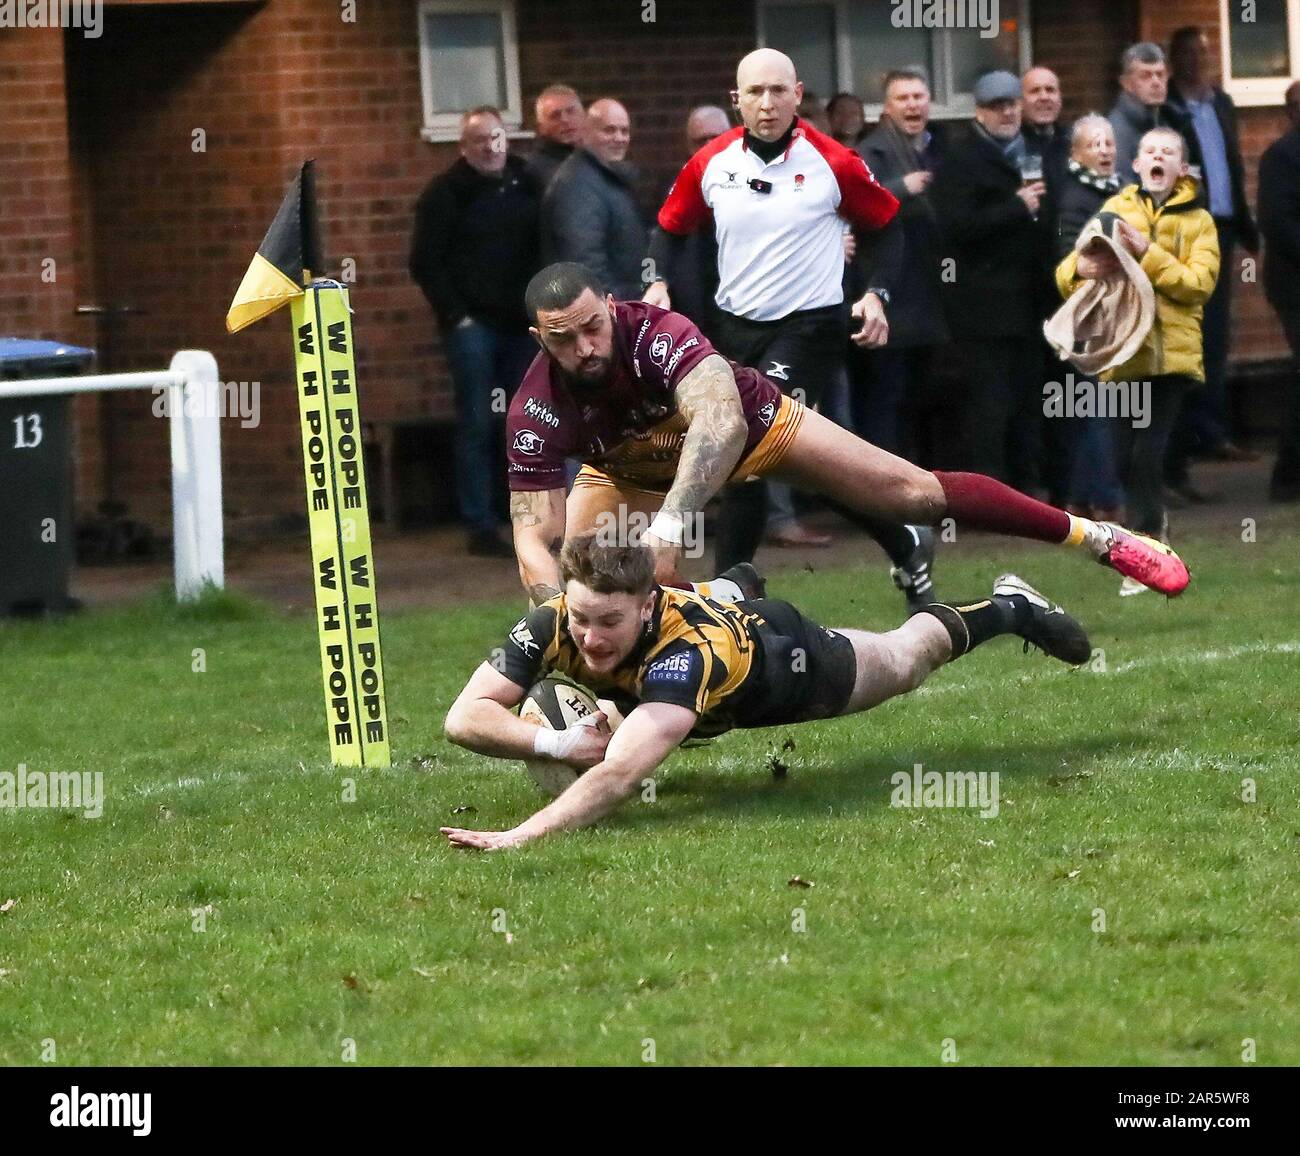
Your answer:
[409,154,541,330]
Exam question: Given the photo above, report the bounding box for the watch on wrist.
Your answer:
[867,287,891,307]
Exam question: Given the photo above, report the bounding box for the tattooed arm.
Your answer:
[661,354,748,525]
[510,487,567,605]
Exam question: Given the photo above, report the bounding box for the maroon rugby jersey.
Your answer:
[506,301,784,492]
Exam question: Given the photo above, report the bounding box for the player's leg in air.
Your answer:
[768,405,1190,597]
[829,574,1092,719]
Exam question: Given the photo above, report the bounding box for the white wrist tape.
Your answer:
[532,726,583,760]
[647,511,684,546]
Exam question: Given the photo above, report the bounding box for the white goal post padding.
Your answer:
[0,350,224,601]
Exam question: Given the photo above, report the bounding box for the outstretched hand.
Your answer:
[440,826,525,852]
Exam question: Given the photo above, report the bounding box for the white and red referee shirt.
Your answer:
[658,118,899,322]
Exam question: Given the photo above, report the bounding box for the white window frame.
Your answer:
[1219,0,1300,107]
[417,0,526,143]
[755,0,1033,121]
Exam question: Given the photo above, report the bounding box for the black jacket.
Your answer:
[856,118,949,346]
[525,138,574,192]
[1022,120,1071,238]
[930,123,1053,339]
[1055,163,1123,261]
[1259,124,1300,314]
[408,154,541,330]
[1167,83,1260,248]
[542,148,648,300]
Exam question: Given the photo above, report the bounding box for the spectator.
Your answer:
[542,98,646,300]
[409,107,541,557]
[827,92,867,147]
[1055,114,1125,521]
[1056,127,1220,591]
[646,47,936,606]
[1259,81,1300,503]
[855,67,952,461]
[1021,66,1073,504]
[1021,66,1070,232]
[930,70,1051,489]
[796,90,831,134]
[526,84,585,190]
[669,105,731,335]
[1057,115,1123,258]
[1108,43,1197,177]
[686,104,732,152]
[1164,24,1262,492]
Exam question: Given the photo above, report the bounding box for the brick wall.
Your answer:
[4,0,1293,537]
[0,29,99,500]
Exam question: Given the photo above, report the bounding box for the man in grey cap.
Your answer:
[930,70,1052,488]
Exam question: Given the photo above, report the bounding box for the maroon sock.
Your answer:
[933,471,1072,545]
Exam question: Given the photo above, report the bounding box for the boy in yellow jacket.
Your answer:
[1056,127,1220,591]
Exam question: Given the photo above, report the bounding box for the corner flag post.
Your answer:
[226,159,391,768]
[291,282,391,768]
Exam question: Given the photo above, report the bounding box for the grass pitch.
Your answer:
[1,525,1298,1065]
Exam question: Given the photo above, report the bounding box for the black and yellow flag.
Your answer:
[226,160,323,333]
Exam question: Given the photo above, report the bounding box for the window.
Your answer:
[417,0,524,142]
[1220,0,1300,106]
[757,0,1031,119]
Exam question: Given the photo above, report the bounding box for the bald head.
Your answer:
[1022,66,1062,128]
[586,98,631,165]
[733,48,802,141]
[686,105,731,152]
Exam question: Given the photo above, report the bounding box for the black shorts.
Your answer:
[712,303,850,412]
[736,598,857,727]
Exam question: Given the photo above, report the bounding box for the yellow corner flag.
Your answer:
[225,160,323,333]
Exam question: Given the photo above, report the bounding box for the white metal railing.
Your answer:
[0,350,224,601]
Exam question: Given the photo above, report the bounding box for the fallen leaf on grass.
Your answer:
[0,899,17,914]
[450,805,477,815]
[787,876,815,889]
[412,967,438,980]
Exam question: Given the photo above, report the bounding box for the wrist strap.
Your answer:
[647,510,684,546]
[532,727,563,759]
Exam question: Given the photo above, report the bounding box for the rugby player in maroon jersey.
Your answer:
[505,263,1191,609]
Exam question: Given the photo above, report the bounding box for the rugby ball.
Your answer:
[519,678,607,796]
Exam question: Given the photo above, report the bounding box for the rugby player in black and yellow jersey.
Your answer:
[441,533,1092,851]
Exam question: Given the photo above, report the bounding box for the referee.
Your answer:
[645,47,938,607]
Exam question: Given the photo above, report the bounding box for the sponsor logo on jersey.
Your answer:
[633,318,651,356]
[664,336,700,376]
[523,397,559,428]
[509,618,539,656]
[758,400,776,427]
[649,332,673,366]
[794,173,805,190]
[513,429,545,456]
[645,650,694,684]
[767,361,791,382]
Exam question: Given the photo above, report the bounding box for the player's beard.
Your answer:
[560,354,613,390]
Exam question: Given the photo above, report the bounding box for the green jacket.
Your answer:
[1056,177,1220,382]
